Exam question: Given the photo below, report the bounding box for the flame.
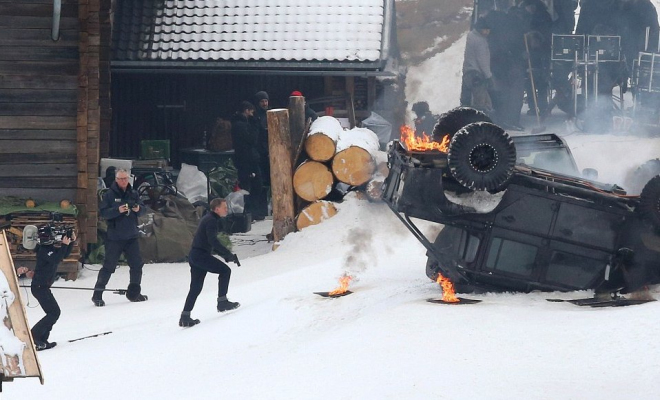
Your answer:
[400,125,449,152]
[436,272,459,303]
[328,274,352,295]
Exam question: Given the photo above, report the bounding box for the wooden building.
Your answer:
[0,0,401,250]
[0,0,111,247]
[108,0,402,166]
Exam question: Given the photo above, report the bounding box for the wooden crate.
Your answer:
[3,212,81,281]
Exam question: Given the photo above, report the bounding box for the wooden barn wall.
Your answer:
[110,73,330,166]
[76,0,105,246]
[0,0,80,202]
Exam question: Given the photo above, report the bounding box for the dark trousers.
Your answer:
[94,238,143,292]
[31,285,60,343]
[238,169,268,219]
[183,248,232,312]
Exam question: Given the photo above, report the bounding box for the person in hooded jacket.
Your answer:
[179,197,241,327]
[29,228,76,350]
[92,168,147,306]
[231,101,268,220]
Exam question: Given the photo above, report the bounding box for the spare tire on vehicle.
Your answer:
[628,158,660,195]
[639,175,660,228]
[433,107,492,142]
[447,122,517,192]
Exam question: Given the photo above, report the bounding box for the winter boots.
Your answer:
[91,290,105,307]
[35,341,57,351]
[179,311,200,327]
[126,283,148,302]
[217,297,240,312]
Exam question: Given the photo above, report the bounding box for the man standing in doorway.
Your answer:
[253,90,271,185]
[93,168,148,306]
[179,197,241,327]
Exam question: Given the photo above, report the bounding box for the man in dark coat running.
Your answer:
[93,168,148,306]
[179,197,240,327]
[29,228,76,350]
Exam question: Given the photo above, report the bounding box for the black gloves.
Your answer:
[226,253,240,266]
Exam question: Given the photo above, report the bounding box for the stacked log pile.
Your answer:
[293,117,388,230]
[2,212,81,280]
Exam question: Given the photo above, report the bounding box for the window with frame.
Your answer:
[486,237,537,277]
[545,251,606,288]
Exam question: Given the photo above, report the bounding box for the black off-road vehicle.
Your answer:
[382,107,660,295]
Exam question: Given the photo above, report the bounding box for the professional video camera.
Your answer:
[22,212,75,250]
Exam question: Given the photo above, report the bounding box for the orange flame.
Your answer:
[329,274,352,295]
[400,125,449,152]
[436,272,459,303]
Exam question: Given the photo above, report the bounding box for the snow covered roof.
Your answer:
[113,0,396,71]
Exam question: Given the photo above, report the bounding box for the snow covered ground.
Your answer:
[9,5,660,399]
[10,192,660,399]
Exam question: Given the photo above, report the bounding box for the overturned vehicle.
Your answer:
[383,108,660,296]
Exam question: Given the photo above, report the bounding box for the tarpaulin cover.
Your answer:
[0,196,78,217]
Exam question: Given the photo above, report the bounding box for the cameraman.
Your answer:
[30,229,76,351]
[93,168,147,306]
[179,198,240,327]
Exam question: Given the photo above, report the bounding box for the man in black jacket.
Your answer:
[253,90,271,185]
[30,229,76,351]
[179,197,240,327]
[93,168,147,306]
[231,101,268,220]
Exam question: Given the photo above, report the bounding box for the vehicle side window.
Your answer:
[545,251,606,288]
[486,237,537,277]
[459,231,480,263]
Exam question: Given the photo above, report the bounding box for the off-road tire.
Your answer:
[629,158,660,195]
[433,107,492,141]
[639,175,660,229]
[447,122,516,192]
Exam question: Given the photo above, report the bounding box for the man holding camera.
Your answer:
[29,229,76,350]
[179,197,240,327]
[93,168,147,306]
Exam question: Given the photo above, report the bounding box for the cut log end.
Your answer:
[305,133,336,162]
[293,161,334,202]
[332,146,376,186]
[296,201,338,231]
[366,178,385,202]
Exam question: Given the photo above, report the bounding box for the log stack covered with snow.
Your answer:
[293,117,388,230]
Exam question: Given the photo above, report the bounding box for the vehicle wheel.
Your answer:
[447,122,516,192]
[433,107,492,141]
[629,158,660,195]
[639,175,660,228]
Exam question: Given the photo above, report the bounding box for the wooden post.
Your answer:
[288,95,305,166]
[0,231,44,384]
[267,109,296,244]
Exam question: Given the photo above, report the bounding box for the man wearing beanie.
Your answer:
[253,90,271,186]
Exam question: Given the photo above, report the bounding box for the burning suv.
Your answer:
[383,107,660,295]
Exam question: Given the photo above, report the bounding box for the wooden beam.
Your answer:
[0,231,43,383]
[287,95,305,166]
[266,109,296,245]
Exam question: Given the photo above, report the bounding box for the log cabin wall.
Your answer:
[0,0,104,248]
[76,0,105,246]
